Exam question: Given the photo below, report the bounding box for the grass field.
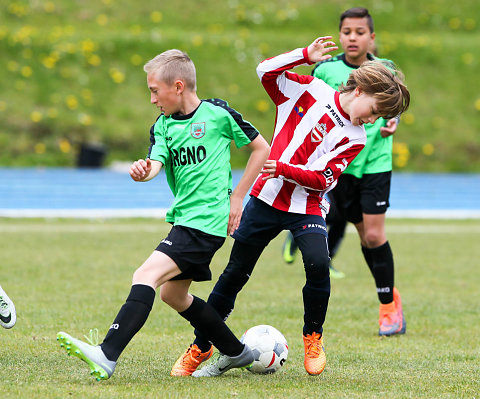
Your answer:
[0,218,479,398]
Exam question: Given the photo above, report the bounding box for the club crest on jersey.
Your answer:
[190,122,205,139]
[311,123,327,143]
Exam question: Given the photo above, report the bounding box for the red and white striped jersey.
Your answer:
[251,47,366,218]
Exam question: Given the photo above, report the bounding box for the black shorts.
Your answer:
[331,171,391,224]
[156,225,225,282]
[232,196,327,247]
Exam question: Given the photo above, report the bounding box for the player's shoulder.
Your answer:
[203,98,230,109]
[371,55,397,69]
[312,54,345,75]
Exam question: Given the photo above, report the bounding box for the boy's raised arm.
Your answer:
[256,37,337,105]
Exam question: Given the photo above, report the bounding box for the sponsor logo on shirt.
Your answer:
[326,104,345,127]
[191,122,206,139]
[170,146,207,166]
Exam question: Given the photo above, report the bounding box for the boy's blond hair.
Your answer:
[340,61,410,119]
[144,49,197,91]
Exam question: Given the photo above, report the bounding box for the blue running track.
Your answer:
[0,168,479,218]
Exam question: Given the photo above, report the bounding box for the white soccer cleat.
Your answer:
[192,345,254,377]
[0,285,16,329]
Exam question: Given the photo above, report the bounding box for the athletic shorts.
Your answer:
[232,196,327,248]
[331,171,391,224]
[156,225,225,282]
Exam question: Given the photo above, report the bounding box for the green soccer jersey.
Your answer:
[312,53,394,178]
[147,99,258,237]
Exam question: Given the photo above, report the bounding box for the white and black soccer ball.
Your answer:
[240,324,288,374]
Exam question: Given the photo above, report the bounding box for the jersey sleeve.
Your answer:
[256,47,315,106]
[205,98,259,148]
[146,117,169,164]
[273,130,366,191]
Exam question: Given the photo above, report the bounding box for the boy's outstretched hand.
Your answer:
[130,158,152,181]
[307,36,338,63]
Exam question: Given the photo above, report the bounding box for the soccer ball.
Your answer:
[240,324,288,374]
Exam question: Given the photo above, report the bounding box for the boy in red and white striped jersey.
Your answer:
[173,37,409,377]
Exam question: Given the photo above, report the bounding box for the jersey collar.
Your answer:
[170,101,203,120]
[340,52,375,69]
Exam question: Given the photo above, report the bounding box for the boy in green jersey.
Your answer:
[57,49,270,380]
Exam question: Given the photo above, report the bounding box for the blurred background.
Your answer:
[1,0,479,171]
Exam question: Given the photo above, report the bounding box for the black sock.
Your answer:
[101,284,156,361]
[180,296,244,357]
[367,242,394,304]
[193,240,263,352]
[361,245,375,275]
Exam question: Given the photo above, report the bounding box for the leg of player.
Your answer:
[295,233,330,375]
[57,251,175,380]
[356,213,405,336]
[172,240,264,376]
[327,217,347,279]
[0,285,16,329]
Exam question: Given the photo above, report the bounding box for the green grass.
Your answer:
[0,218,479,398]
[0,0,479,171]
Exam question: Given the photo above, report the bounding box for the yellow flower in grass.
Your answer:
[21,66,32,77]
[81,39,96,53]
[87,54,101,66]
[475,98,480,111]
[464,18,476,30]
[130,54,142,66]
[78,113,92,126]
[448,17,461,30]
[96,14,108,26]
[401,112,415,125]
[59,139,71,153]
[66,95,78,110]
[109,68,125,84]
[422,143,434,156]
[393,142,410,168]
[256,100,269,113]
[30,111,43,123]
[462,53,473,65]
[44,2,56,13]
[192,35,203,47]
[35,143,46,154]
[150,11,163,23]
[0,102,6,112]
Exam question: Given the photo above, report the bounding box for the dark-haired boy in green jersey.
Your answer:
[56,49,270,380]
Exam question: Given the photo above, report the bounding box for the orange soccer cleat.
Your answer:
[171,344,213,376]
[303,332,326,375]
[378,287,406,336]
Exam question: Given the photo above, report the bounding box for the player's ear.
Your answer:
[354,86,363,97]
[175,79,185,95]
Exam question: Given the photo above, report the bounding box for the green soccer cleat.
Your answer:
[57,331,116,381]
[192,345,254,377]
[282,232,297,264]
[329,264,345,279]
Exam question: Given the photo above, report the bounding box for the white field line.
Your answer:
[1,209,480,219]
[0,223,479,234]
